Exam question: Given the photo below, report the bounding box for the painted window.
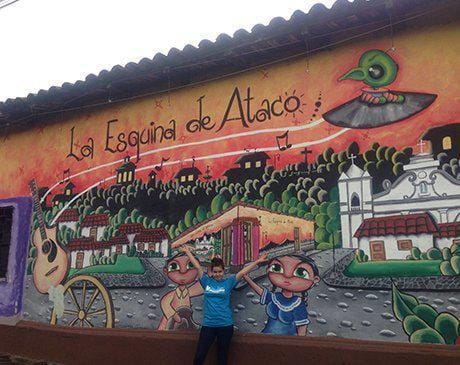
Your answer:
[122,171,128,182]
[76,252,84,269]
[116,245,122,254]
[180,175,186,182]
[350,193,360,210]
[0,206,13,280]
[138,243,145,251]
[397,240,413,250]
[128,171,133,181]
[65,189,71,196]
[255,161,262,168]
[188,174,194,181]
[245,161,251,169]
[117,173,122,183]
[149,243,155,251]
[89,227,98,238]
[442,136,452,150]
[420,181,428,194]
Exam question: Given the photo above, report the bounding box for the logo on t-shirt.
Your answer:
[205,285,226,295]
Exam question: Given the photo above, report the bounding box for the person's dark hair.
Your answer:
[210,257,225,271]
[268,254,319,305]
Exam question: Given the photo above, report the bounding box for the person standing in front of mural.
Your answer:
[181,245,267,365]
[244,254,320,336]
[158,252,204,331]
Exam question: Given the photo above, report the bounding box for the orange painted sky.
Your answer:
[0,23,458,200]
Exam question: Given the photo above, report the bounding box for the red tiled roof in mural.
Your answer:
[135,228,169,243]
[56,209,79,222]
[81,213,109,227]
[118,223,145,234]
[353,213,439,238]
[437,222,460,238]
[108,235,129,245]
[67,237,112,251]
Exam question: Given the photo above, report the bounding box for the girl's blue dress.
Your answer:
[260,288,309,336]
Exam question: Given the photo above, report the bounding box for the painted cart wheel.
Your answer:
[50,275,114,328]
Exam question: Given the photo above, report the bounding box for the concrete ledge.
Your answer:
[0,321,458,365]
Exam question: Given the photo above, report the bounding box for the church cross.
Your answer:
[418,140,426,154]
[300,147,313,165]
[348,154,357,165]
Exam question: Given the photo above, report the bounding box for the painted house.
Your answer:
[223,152,270,183]
[116,156,136,185]
[174,166,202,186]
[435,222,460,249]
[55,209,79,231]
[118,223,145,246]
[108,235,130,255]
[421,123,460,158]
[171,202,314,270]
[134,228,169,256]
[51,181,76,207]
[353,213,439,260]
[80,213,109,241]
[340,152,460,248]
[67,237,112,269]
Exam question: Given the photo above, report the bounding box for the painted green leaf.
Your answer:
[434,312,460,345]
[403,314,429,335]
[410,328,446,344]
[440,261,456,276]
[451,256,460,274]
[442,247,452,261]
[412,304,439,328]
[392,284,419,322]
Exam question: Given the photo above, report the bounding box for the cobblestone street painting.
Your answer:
[0,22,459,347]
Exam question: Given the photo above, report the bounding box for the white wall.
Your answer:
[436,237,458,250]
[58,221,77,231]
[358,233,434,260]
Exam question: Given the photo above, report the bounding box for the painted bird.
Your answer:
[338,49,404,104]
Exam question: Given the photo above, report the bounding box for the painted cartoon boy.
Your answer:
[157,252,204,331]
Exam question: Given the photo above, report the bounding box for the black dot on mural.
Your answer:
[315,101,322,108]
[312,114,316,117]
[314,109,319,112]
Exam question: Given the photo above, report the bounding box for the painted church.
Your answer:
[338,151,460,260]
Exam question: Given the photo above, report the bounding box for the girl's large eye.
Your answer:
[167,262,179,272]
[294,267,310,279]
[186,262,194,270]
[268,263,283,274]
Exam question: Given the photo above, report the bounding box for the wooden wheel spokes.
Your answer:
[68,288,80,311]
[50,275,114,328]
[85,288,100,312]
[87,308,106,317]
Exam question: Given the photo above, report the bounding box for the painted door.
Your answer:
[243,222,252,262]
[370,241,386,261]
[116,245,122,254]
[221,226,232,267]
[294,227,300,251]
[76,252,84,269]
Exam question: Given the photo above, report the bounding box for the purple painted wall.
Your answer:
[0,197,32,318]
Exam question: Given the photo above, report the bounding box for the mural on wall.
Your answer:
[0,36,458,344]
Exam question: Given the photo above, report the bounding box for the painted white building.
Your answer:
[55,208,79,231]
[353,213,438,260]
[68,237,112,269]
[81,213,109,241]
[339,153,460,259]
[109,235,130,255]
[194,235,215,251]
[134,228,169,257]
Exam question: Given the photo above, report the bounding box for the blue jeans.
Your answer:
[193,325,234,365]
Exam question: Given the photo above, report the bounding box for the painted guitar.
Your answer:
[29,179,69,294]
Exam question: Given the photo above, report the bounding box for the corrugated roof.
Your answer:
[135,228,170,243]
[0,0,456,132]
[55,209,79,222]
[81,213,110,227]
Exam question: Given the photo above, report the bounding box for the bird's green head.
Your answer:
[338,49,399,88]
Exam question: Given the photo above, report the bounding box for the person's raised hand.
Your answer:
[257,252,268,263]
[180,245,193,253]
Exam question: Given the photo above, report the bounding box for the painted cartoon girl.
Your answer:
[157,252,204,331]
[244,254,320,336]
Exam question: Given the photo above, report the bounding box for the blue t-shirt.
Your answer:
[199,273,237,327]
